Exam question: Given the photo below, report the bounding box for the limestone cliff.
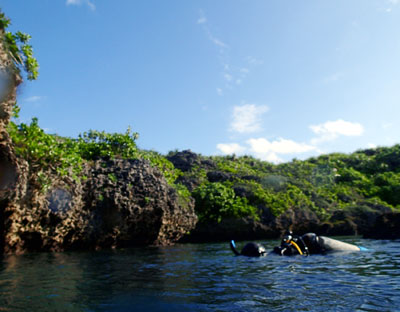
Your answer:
[0,34,197,254]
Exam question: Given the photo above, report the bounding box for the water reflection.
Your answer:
[0,239,399,311]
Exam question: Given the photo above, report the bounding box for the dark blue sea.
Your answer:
[0,237,399,311]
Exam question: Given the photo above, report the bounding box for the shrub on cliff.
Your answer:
[192,182,259,223]
[76,128,139,160]
[8,117,82,181]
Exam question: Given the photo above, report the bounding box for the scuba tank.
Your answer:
[275,232,362,255]
[317,236,360,252]
[229,231,365,257]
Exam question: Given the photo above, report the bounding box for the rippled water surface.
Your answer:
[0,238,399,311]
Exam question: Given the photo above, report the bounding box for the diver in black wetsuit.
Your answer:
[271,231,333,256]
[230,231,361,257]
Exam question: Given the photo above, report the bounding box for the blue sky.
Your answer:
[2,0,400,163]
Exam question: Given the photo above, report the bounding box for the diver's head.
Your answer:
[240,242,267,257]
[282,230,294,244]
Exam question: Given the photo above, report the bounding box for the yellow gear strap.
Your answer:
[287,240,303,255]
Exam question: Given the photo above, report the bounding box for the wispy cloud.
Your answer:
[310,119,364,144]
[246,56,264,66]
[230,103,269,134]
[381,0,398,13]
[197,10,207,24]
[23,95,46,103]
[66,0,95,10]
[217,143,246,155]
[323,72,344,83]
[197,10,262,94]
[197,10,228,50]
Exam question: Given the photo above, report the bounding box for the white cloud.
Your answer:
[66,0,95,10]
[209,35,228,48]
[246,138,316,164]
[230,104,269,133]
[310,119,364,144]
[247,137,316,155]
[24,95,45,102]
[367,143,377,149]
[216,88,223,96]
[217,143,246,155]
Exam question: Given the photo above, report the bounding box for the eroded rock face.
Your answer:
[0,30,23,253]
[1,158,197,253]
[81,158,197,249]
[363,213,400,239]
[167,150,201,172]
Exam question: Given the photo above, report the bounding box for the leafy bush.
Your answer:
[8,118,82,179]
[372,172,400,206]
[192,182,259,223]
[139,150,181,185]
[1,10,39,80]
[77,128,139,160]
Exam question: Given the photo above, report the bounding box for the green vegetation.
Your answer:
[7,117,83,180]
[172,148,400,224]
[0,10,39,80]
[76,128,139,160]
[193,182,258,223]
[3,9,400,227]
[10,108,399,223]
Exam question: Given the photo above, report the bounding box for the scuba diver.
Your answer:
[230,231,363,257]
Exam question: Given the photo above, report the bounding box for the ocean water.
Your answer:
[0,237,399,311]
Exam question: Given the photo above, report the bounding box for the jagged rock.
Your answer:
[175,175,200,192]
[167,150,201,172]
[182,217,276,243]
[0,32,23,253]
[200,158,216,170]
[363,213,400,239]
[207,171,232,183]
[1,158,197,253]
[274,208,321,235]
[81,158,197,248]
[233,186,252,198]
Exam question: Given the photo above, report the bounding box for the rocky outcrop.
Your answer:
[2,157,197,254]
[363,213,400,239]
[167,150,201,172]
[167,150,216,172]
[81,158,197,249]
[0,33,197,254]
[182,204,390,243]
[0,29,23,253]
